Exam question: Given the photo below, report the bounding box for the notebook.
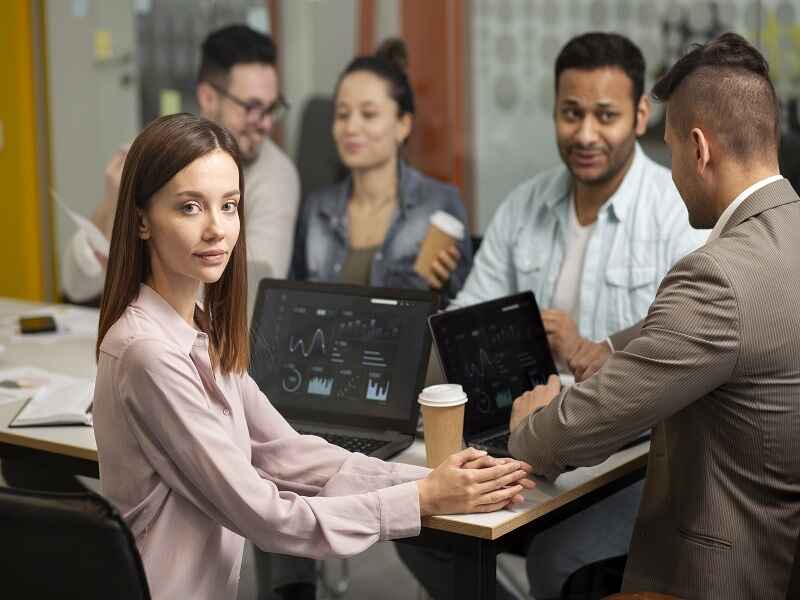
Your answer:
[249,279,438,459]
[428,292,557,457]
[5,367,94,427]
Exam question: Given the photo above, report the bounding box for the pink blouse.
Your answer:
[93,285,429,600]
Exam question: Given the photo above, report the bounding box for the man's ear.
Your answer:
[196,81,218,118]
[137,208,151,240]
[691,127,711,176]
[634,94,651,136]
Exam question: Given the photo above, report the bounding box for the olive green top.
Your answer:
[336,246,380,285]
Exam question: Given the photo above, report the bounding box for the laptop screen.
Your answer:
[428,292,557,438]
[249,279,437,434]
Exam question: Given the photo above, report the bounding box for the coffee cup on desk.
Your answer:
[418,384,467,468]
[414,211,465,281]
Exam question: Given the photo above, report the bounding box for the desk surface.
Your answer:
[0,297,648,541]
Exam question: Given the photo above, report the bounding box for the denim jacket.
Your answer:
[452,144,708,341]
[292,161,472,295]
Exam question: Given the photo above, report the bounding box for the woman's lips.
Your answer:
[194,250,226,265]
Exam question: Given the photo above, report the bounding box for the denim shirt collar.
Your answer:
[542,142,645,224]
[318,160,424,227]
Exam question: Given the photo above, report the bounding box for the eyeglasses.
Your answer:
[210,83,290,123]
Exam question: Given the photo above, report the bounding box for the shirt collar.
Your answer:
[708,174,784,242]
[132,284,206,356]
[544,142,645,223]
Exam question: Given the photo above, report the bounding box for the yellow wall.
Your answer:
[0,1,46,300]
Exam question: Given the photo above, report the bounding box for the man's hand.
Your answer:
[422,245,461,290]
[91,146,129,240]
[567,338,612,382]
[510,375,561,432]
[541,309,580,362]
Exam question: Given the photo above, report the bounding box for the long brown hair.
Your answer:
[96,113,249,374]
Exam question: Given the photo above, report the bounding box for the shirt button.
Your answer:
[334,263,341,272]
[222,408,231,416]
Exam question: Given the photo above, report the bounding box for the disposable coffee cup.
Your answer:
[418,383,467,468]
[414,211,466,281]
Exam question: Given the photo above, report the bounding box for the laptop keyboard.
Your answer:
[297,430,390,455]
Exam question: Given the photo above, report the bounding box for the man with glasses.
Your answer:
[61,24,300,303]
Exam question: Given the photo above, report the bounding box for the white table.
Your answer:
[0,297,648,599]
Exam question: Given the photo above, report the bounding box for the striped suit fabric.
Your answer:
[510,179,800,599]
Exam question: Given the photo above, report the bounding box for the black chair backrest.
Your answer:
[0,487,150,600]
[787,526,800,599]
[295,95,347,199]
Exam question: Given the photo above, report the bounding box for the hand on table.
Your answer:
[509,375,561,433]
[417,448,534,516]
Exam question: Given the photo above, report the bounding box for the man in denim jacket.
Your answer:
[400,33,706,600]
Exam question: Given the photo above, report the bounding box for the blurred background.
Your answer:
[3,0,800,302]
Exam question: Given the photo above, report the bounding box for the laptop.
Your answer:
[249,279,438,459]
[428,292,557,457]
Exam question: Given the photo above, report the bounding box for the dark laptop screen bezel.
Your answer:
[249,278,438,436]
[428,291,557,438]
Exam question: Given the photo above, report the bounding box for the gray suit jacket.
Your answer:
[509,179,800,599]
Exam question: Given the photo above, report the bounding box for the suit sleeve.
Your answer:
[509,250,741,480]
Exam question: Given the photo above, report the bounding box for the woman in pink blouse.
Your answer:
[92,114,533,600]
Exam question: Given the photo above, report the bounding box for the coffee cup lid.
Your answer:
[418,383,467,407]
[430,211,465,241]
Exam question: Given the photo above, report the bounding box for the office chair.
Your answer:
[785,525,800,600]
[0,487,150,600]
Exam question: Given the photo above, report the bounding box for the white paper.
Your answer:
[13,378,94,426]
[51,188,110,257]
[0,367,79,406]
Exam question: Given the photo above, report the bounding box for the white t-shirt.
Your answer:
[551,194,595,371]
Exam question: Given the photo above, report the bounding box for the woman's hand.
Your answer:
[416,448,535,516]
[424,245,461,289]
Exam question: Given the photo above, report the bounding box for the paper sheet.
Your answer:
[0,367,78,406]
[51,188,110,257]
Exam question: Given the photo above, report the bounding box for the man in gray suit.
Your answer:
[508,33,800,599]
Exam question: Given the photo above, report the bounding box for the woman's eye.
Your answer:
[181,203,201,215]
[335,112,349,120]
[362,112,377,119]
[598,112,617,123]
[222,201,238,213]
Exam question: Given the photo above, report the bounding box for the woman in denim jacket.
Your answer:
[292,39,472,296]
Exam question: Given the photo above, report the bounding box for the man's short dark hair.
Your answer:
[555,32,645,105]
[198,25,277,85]
[652,32,780,164]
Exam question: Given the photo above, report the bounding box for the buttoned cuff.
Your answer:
[377,480,422,541]
[390,462,431,486]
